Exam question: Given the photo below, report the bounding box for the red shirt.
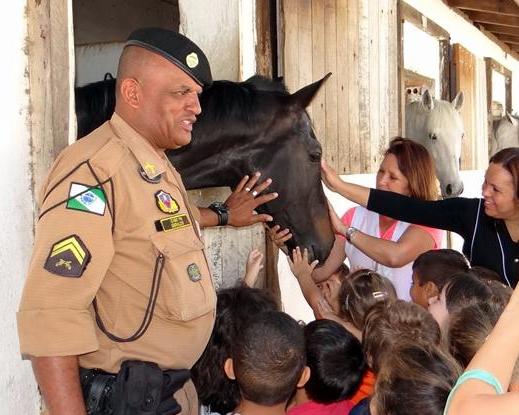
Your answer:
[288,399,355,415]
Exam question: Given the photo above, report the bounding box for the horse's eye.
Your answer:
[309,153,321,162]
[429,133,437,140]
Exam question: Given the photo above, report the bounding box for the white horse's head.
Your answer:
[491,113,519,157]
[405,90,464,198]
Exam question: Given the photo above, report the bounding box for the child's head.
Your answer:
[226,311,308,407]
[338,269,397,330]
[192,286,279,414]
[362,300,441,373]
[303,319,365,403]
[318,263,350,314]
[373,341,461,415]
[471,265,501,283]
[447,299,506,367]
[428,271,492,331]
[411,249,470,308]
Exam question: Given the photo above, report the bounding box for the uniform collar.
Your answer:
[109,112,167,179]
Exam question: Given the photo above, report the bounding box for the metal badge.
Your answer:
[138,166,161,184]
[187,263,202,282]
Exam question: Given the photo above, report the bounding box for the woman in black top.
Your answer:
[321,148,519,288]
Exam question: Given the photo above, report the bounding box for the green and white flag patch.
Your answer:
[66,183,106,215]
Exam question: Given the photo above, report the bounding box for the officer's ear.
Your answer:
[297,366,311,389]
[424,281,439,298]
[120,77,140,108]
[224,358,235,380]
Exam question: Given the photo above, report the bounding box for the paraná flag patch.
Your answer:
[67,183,106,215]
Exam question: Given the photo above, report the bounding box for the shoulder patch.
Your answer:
[66,182,106,215]
[44,235,91,278]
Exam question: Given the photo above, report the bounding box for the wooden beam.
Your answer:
[400,2,450,39]
[482,22,519,35]
[255,0,276,77]
[447,0,519,17]
[496,34,519,44]
[463,10,519,27]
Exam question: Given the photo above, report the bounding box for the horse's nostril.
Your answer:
[446,184,452,195]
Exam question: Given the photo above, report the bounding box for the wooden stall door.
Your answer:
[280,0,399,174]
[453,43,476,170]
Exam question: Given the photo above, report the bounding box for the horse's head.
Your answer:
[405,90,464,198]
[168,75,335,263]
[491,112,519,156]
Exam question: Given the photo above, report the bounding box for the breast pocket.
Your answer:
[150,230,216,322]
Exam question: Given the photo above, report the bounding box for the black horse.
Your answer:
[75,74,335,263]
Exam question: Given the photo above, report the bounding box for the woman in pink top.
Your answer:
[314,138,444,300]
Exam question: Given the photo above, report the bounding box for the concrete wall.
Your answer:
[0,2,41,414]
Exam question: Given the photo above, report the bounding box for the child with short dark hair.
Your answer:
[224,311,309,415]
[410,249,470,308]
[288,319,365,415]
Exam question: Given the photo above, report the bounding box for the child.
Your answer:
[224,311,310,415]
[192,286,279,415]
[288,320,365,415]
[410,249,470,308]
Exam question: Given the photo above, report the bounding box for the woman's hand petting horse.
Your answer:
[224,172,278,227]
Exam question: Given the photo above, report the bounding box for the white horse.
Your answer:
[405,90,464,198]
[490,113,519,157]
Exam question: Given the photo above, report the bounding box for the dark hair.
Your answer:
[363,300,441,373]
[412,249,470,290]
[489,147,519,198]
[444,271,493,314]
[338,269,397,330]
[304,320,365,403]
[192,286,278,413]
[232,311,306,406]
[374,342,461,415]
[447,299,506,367]
[385,137,438,200]
[471,265,502,283]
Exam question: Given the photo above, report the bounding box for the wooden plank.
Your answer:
[485,57,494,155]
[506,74,512,114]
[348,0,361,173]
[311,0,327,162]
[378,0,390,158]
[447,0,519,16]
[439,39,451,100]
[255,0,275,77]
[324,0,339,169]
[337,0,351,173]
[387,0,400,138]
[400,2,450,39]
[482,22,519,35]
[369,0,381,170]
[297,0,313,115]
[474,57,489,165]
[27,0,72,221]
[281,0,299,93]
[358,0,371,172]
[453,44,476,169]
[464,10,519,27]
[498,34,519,44]
[397,0,405,135]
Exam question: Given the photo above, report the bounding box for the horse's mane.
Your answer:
[198,76,289,129]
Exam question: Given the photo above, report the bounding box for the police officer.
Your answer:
[17,28,277,415]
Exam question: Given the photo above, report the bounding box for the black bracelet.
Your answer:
[208,202,229,226]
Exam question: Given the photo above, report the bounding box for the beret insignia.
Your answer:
[186,52,199,68]
[44,235,91,278]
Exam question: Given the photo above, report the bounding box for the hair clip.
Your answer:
[343,294,350,310]
[372,291,388,300]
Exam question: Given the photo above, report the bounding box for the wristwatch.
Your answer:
[208,202,229,226]
[344,226,358,242]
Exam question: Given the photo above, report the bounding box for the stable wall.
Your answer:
[0,2,41,414]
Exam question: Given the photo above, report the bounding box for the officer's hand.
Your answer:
[225,172,278,227]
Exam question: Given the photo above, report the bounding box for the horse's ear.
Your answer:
[289,72,332,109]
[506,112,519,126]
[451,91,464,111]
[421,89,434,111]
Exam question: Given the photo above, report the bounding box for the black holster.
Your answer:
[80,361,191,415]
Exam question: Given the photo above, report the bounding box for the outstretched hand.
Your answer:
[321,160,342,192]
[288,247,319,279]
[225,173,278,227]
[267,225,293,248]
[327,201,347,235]
[243,248,264,287]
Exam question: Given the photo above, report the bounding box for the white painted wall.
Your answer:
[75,43,124,86]
[404,0,519,112]
[0,2,40,414]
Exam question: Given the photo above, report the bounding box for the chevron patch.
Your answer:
[44,235,91,278]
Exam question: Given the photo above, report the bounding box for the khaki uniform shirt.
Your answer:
[17,113,216,373]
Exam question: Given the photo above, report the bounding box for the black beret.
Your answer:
[126,27,212,87]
